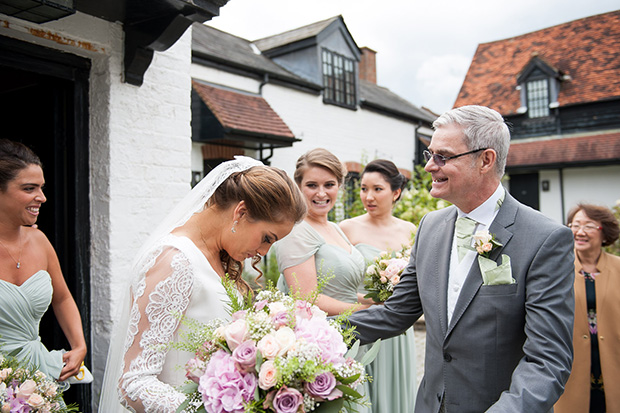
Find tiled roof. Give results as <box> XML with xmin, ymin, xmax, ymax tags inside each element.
<box><xmin>253</xmin><ymin>16</ymin><xmax>340</xmax><ymax>53</ymax></box>
<box><xmin>192</xmin><ymin>80</ymin><xmax>295</xmax><ymax>139</ymax></box>
<box><xmin>455</xmin><ymin>10</ymin><xmax>620</xmax><ymax>115</ymax></box>
<box><xmin>192</xmin><ymin>23</ymin><xmax>319</xmax><ymax>89</ymax></box>
<box><xmin>507</xmin><ymin>131</ymin><xmax>620</xmax><ymax>168</ymax></box>
<box><xmin>359</xmin><ymin>79</ymin><xmax>437</xmax><ymax>123</ymax></box>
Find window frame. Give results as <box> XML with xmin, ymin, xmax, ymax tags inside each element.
<box><xmin>322</xmin><ymin>48</ymin><xmax>357</xmax><ymax>109</ymax></box>
<box><xmin>526</xmin><ymin>78</ymin><xmax>551</xmax><ymax>118</ymax></box>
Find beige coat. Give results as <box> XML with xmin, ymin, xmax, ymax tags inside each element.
<box><xmin>555</xmin><ymin>251</ymin><xmax>620</xmax><ymax>412</ymax></box>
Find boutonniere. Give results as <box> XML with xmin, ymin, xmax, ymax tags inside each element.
<box><xmin>472</xmin><ymin>230</ymin><xmax>502</xmax><ymax>258</ymax></box>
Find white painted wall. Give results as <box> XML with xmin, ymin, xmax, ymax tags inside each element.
<box><xmin>1</xmin><ymin>13</ymin><xmax>194</xmax><ymax>405</ymax></box>
<box><xmin>537</xmin><ymin>165</ymin><xmax>620</xmax><ymax>223</ymax></box>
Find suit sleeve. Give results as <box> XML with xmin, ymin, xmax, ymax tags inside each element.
<box><xmin>346</xmin><ymin>216</ymin><xmax>426</xmax><ymax>345</ymax></box>
<box><xmin>488</xmin><ymin>225</ymin><xmax>575</xmax><ymax>412</ymax></box>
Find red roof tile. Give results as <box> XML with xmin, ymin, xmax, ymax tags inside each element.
<box><xmin>455</xmin><ymin>10</ymin><xmax>620</xmax><ymax>115</ymax></box>
<box><xmin>192</xmin><ymin>80</ymin><xmax>295</xmax><ymax>138</ymax></box>
<box><xmin>507</xmin><ymin>131</ymin><xmax>620</xmax><ymax>167</ymax></box>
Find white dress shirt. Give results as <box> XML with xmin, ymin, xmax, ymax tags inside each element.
<box><xmin>447</xmin><ymin>183</ymin><xmax>505</xmax><ymax>324</ymax></box>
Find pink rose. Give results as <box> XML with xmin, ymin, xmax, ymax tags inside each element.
<box><xmin>232</xmin><ymin>310</ymin><xmax>247</xmax><ymax>321</ymax></box>
<box><xmin>273</xmin><ymin>386</ymin><xmax>303</xmax><ymax>413</ymax></box>
<box><xmin>17</xmin><ymin>379</ymin><xmax>37</xmax><ymax>399</ymax></box>
<box><xmin>257</xmin><ymin>333</ymin><xmax>280</xmax><ymax>359</ymax></box>
<box><xmin>232</xmin><ymin>340</ymin><xmax>257</xmax><ymax>373</ymax></box>
<box><xmin>294</xmin><ymin>300</ymin><xmax>313</xmax><ymax>320</ymax></box>
<box><xmin>224</xmin><ymin>319</ymin><xmax>248</xmax><ymax>350</ymax></box>
<box><xmin>482</xmin><ymin>242</ymin><xmax>493</xmax><ymax>252</ymax></box>
<box><xmin>254</xmin><ymin>299</ymin><xmax>268</xmax><ymax>311</ymax></box>
<box><xmin>268</xmin><ymin>301</ymin><xmax>287</xmax><ymax>316</ymax></box>
<box><xmin>258</xmin><ymin>360</ymin><xmax>278</xmax><ymax>390</ymax></box>
<box><xmin>0</xmin><ymin>368</ymin><xmax>12</xmax><ymax>381</ymax></box>
<box><xmin>27</xmin><ymin>393</ymin><xmax>46</xmax><ymax>408</ymax></box>
<box><xmin>185</xmin><ymin>357</ymin><xmax>207</xmax><ymax>383</ymax></box>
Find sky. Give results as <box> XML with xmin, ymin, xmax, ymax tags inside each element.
<box><xmin>207</xmin><ymin>0</ymin><xmax>619</xmax><ymax>115</ymax></box>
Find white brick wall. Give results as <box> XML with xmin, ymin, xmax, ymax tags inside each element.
<box><xmin>1</xmin><ymin>13</ymin><xmax>195</xmax><ymax>403</ymax></box>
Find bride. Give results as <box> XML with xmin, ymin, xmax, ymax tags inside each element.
<box><xmin>99</xmin><ymin>157</ymin><xmax>306</xmax><ymax>412</ymax></box>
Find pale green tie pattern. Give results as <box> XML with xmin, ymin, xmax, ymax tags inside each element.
<box><xmin>455</xmin><ymin>216</ymin><xmax>477</xmax><ymax>262</ymax></box>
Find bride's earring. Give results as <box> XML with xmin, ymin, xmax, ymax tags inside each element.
<box><xmin>231</xmin><ymin>220</ymin><xmax>238</xmax><ymax>233</ymax></box>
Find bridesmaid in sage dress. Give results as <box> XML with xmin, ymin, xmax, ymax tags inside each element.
<box><xmin>0</xmin><ymin>139</ymin><xmax>86</xmax><ymax>382</ymax></box>
<box><xmin>273</xmin><ymin>148</ymin><xmax>372</xmax><ymax>412</ymax></box>
<box><xmin>340</xmin><ymin>159</ymin><xmax>418</xmax><ymax>413</ymax></box>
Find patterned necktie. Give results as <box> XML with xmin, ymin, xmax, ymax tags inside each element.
<box><xmin>455</xmin><ymin>216</ymin><xmax>476</xmax><ymax>262</ymax></box>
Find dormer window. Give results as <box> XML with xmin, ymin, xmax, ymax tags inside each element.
<box><xmin>526</xmin><ymin>79</ymin><xmax>550</xmax><ymax>118</ymax></box>
<box><xmin>322</xmin><ymin>48</ymin><xmax>356</xmax><ymax>109</ymax></box>
<box><xmin>517</xmin><ymin>55</ymin><xmax>562</xmax><ymax>119</ymax></box>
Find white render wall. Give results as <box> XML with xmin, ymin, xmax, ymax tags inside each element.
<box><xmin>1</xmin><ymin>13</ymin><xmax>194</xmax><ymax>404</ymax></box>
<box><xmin>538</xmin><ymin>165</ymin><xmax>620</xmax><ymax>223</ymax></box>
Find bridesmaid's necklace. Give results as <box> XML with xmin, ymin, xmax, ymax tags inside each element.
<box><xmin>0</xmin><ymin>232</ymin><xmax>23</xmax><ymax>269</ymax></box>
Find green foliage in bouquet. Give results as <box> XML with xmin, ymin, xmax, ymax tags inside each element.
<box><xmin>172</xmin><ymin>276</ymin><xmax>380</xmax><ymax>413</ymax></box>
<box><xmin>0</xmin><ymin>351</ymin><xmax>80</xmax><ymax>412</ymax></box>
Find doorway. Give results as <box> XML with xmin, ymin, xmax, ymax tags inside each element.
<box><xmin>0</xmin><ymin>36</ymin><xmax>92</xmax><ymax>411</ymax></box>
<box><xmin>509</xmin><ymin>172</ymin><xmax>540</xmax><ymax>210</ymax></box>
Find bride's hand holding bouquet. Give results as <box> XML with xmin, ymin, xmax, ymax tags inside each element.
<box><xmin>175</xmin><ymin>282</ymin><xmax>379</xmax><ymax>413</ymax></box>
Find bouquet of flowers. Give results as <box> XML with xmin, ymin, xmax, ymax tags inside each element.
<box><xmin>175</xmin><ymin>286</ymin><xmax>379</xmax><ymax>413</ymax></box>
<box><xmin>0</xmin><ymin>352</ymin><xmax>78</xmax><ymax>413</ymax></box>
<box><xmin>363</xmin><ymin>245</ymin><xmax>411</xmax><ymax>303</ymax></box>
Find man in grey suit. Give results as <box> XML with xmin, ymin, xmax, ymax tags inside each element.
<box><xmin>348</xmin><ymin>105</ymin><xmax>574</xmax><ymax>412</ymax></box>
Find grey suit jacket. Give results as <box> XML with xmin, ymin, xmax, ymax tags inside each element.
<box><xmin>348</xmin><ymin>193</ymin><xmax>575</xmax><ymax>413</ymax></box>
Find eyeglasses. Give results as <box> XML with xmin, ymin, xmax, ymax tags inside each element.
<box><xmin>568</xmin><ymin>223</ymin><xmax>602</xmax><ymax>233</ymax></box>
<box><xmin>423</xmin><ymin>148</ymin><xmax>488</xmax><ymax>167</ymax></box>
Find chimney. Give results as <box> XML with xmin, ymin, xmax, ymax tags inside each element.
<box><xmin>359</xmin><ymin>47</ymin><xmax>377</xmax><ymax>84</ymax></box>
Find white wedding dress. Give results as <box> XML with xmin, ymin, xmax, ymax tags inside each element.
<box><xmin>99</xmin><ymin>156</ymin><xmax>262</xmax><ymax>413</ymax></box>
<box><xmin>117</xmin><ymin>234</ymin><xmax>231</xmax><ymax>412</ymax></box>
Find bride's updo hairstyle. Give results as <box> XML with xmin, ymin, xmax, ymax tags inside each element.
<box><xmin>294</xmin><ymin>148</ymin><xmax>346</xmax><ymax>187</ymax></box>
<box><xmin>208</xmin><ymin>165</ymin><xmax>307</xmax><ymax>291</ymax></box>
<box><xmin>0</xmin><ymin>139</ymin><xmax>42</xmax><ymax>191</ymax></box>
<box><xmin>362</xmin><ymin>159</ymin><xmax>408</xmax><ymax>202</ymax></box>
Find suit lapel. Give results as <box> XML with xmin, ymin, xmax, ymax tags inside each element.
<box><xmin>436</xmin><ymin>208</ymin><xmax>457</xmax><ymax>338</ymax></box>
<box><xmin>446</xmin><ymin>194</ymin><xmax>517</xmax><ymax>337</ymax></box>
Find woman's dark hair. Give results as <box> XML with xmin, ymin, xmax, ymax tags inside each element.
<box><xmin>208</xmin><ymin>165</ymin><xmax>307</xmax><ymax>293</ymax></box>
<box><xmin>361</xmin><ymin>159</ymin><xmax>408</xmax><ymax>201</ymax></box>
<box><xmin>567</xmin><ymin>203</ymin><xmax>620</xmax><ymax>247</ymax></box>
<box><xmin>0</xmin><ymin>139</ymin><xmax>42</xmax><ymax>191</ymax></box>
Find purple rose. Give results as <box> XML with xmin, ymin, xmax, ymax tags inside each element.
<box><xmin>199</xmin><ymin>350</ymin><xmax>257</xmax><ymax>413</ymax></box>
<box><xmin>273</xmin><ymin>386</ymin><xmax>303</xmax><ymax>413</ymax></box>
<box><xmin>305</xmin><ymin>371</ymin><xmax>342</xmax><ymax>401</ymax></box>
<box><xmin>272</xmin><ymin>311</ymin><xmax>290</xmax><ymax>328</ymax></box>
<box><xmin>232</xmin><ymin>340</ymin><xmax>257</xmax><ymax>373</ymax></box>
<box><xmin>296</xmin><ymin>318</ymin><xmax>347</xmax><ymax>364</ymax></box>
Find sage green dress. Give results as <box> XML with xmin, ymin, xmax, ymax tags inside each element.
<box><xmin>0</xmin><ymin>270</ymin><xmax>64</xmax><ymax>378</ymax></box>
<box><xmin>273</xmin><ymin>220</ymin><xmax>371</xmax><ymax>413</ymax></box>
<box><xmin>356</xmin><ymin>243</ymin><xmax>418</xmax><ymax>413</ymax></box>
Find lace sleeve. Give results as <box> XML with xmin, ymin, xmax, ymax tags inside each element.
<box><xmin>119</xmin><ymin>245</ymin><xmax>194</xmax><ymax>413</ymax></box>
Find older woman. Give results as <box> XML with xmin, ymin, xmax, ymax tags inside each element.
<box><xmin>555</xmin><ymin>203</ymin><xmax>620</xmax><ymax>413</ymax></box>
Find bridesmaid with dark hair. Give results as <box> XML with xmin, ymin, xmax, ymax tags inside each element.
<box><xmin>0</xmin><ymin>139</ymin><xmax>87</xmax><ymax>382</ymax></box>
<box><xmin>340</xmin><ymin>159</ymin><xmax>418</xmax><ymax>413</ymax></box>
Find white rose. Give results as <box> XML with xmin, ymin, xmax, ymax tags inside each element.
<box><xmin>268</xmin><ymin>301</ymin><xmax>287</xmax><ymax>316</ymax></box>
<box><xmin>274</xmin><ymin>327</ymin><xmax>296</xmax><ymax>356</ymax></box>
<box><xmin>223</xmin><ymin>319</ymin><xmax>248</xmax><ymax>350</ymax></box>
<box><xmin>473</xmin><ymin>230</ymin><xmax>492</xmax><ymax>244</ymax></box>
<box><xmin>310</xmin><ymin>305</ymin><xmax>327</xmax><ymax>320</ymax></box>
<box><xmin>27</xmin><ymin>393</ymin><xmax>46</xmax><ymax>408</ymax></box>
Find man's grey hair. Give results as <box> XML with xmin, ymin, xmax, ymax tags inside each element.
<box><xmin>432</xmin><ymin>105</ymin><xmax>510</xmax><ymax>177</ymax></box>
